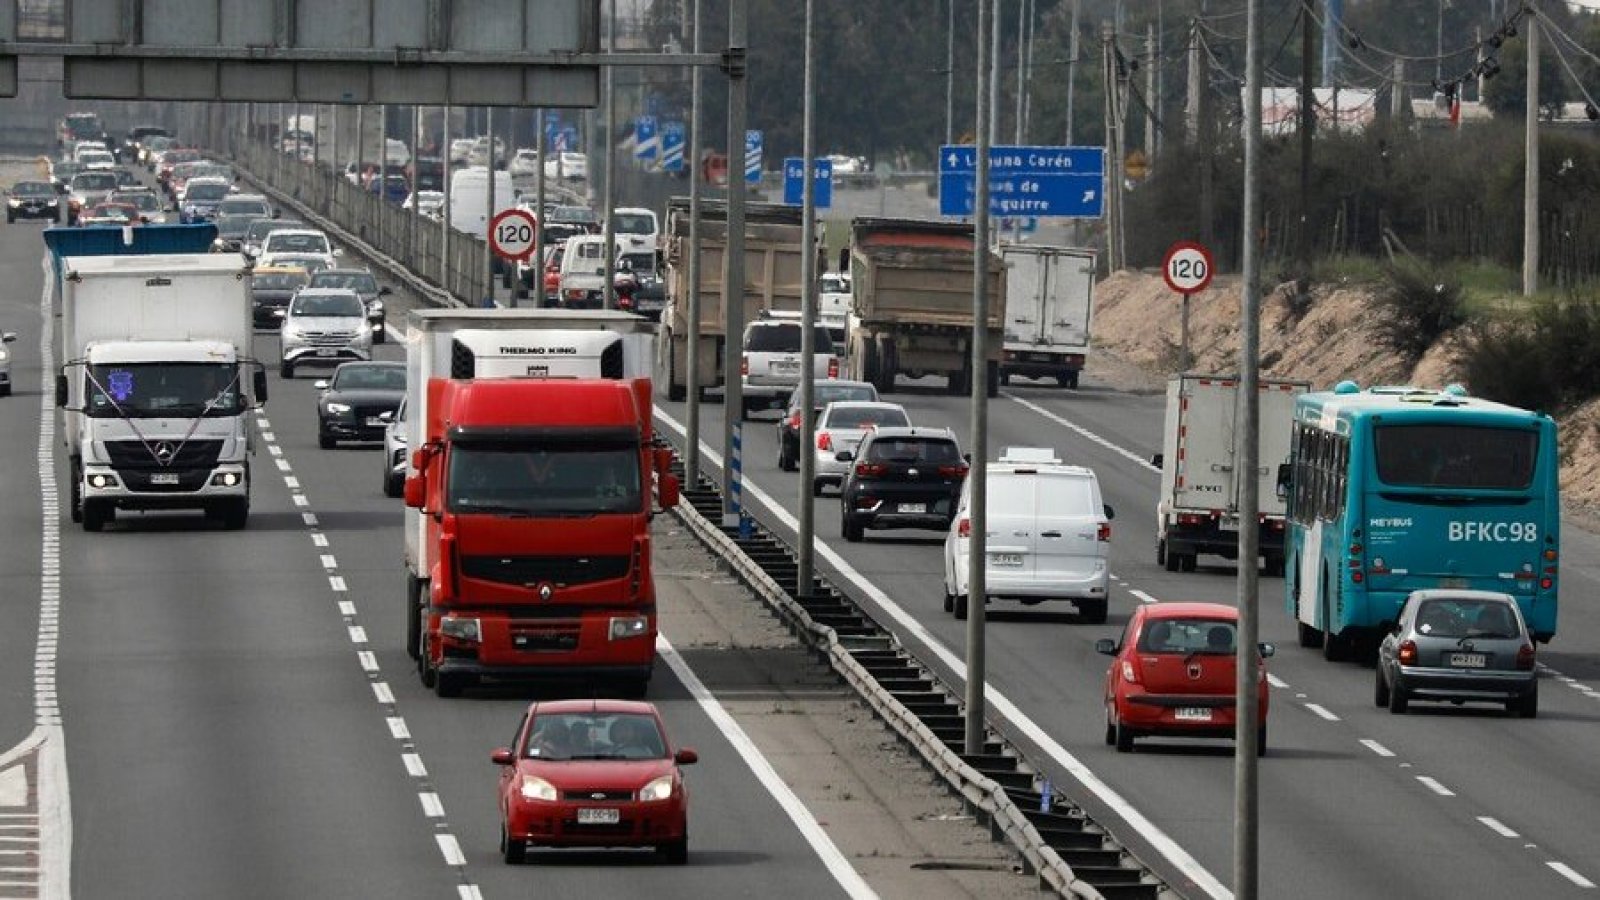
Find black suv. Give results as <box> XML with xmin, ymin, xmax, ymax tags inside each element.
<box><xmin>836</xmin><ymin>427</ymin><xmax>968</xmax><ymax>542</ymax></box>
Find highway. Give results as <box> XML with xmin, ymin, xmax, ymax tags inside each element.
<box><xmin>657</xmin><ymin>373</ymin><xmax>1600</xmax><ymax>898</ymax></box>
<box><xmin>0</xmin><ymin>214</ymin><xmax>867</xmax><ymax>898</ymax></box>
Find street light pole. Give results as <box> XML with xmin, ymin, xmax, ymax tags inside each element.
<box><xmin>602</xmin><ymin>0</ymin><xmax>618</xmax><ymax>311</ymax></box>
<box><xmin>965</xmin><ymin>0</ymin><xmax>994</xmax><ymax>760</ymax></box>
<box><xmin>721</xmin><ymin>0</ymin><xmax>749</xmax><ymax>529</ymax></box>
<box><xmin>684</xmin><ymin>0</ymin><xmax>705</xmax><ymax>486</ymax></box>
<box><xmin>797</xmin><ymin>0</ymin><xmax>818</xmax><ymax>600</ymax></box>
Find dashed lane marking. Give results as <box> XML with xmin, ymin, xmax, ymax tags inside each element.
<box><xmin>1416</xmin><ymin>776</ymin><xmax>1455</xmax><ymax>797</ymax></box>
<box><xmin>1478</xmin><ymin>817</ymin><xmax>1519</xmax><ymax>838</ymax></box>
<box><xmin>1359</xmin><ymin>739</ymin><xmax>1395</xmax><ymax>758</ymax></box>
<box><xmin>1303</xmin><ymin>703</ymin><xmax>1339</xmax><ymax>722</ymax></box>
<box><xmin>1548</xmin><ymin>862</ymin><xmax>1597</xmax><ymax>889</ymax></box>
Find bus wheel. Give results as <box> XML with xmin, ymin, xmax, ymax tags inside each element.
<box><xmin>1297</xmin><ymin>621</ymin><xmax>1323</xmax><ymax>649</ymax></box>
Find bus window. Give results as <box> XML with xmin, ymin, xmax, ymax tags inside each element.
<box><xmin>1374</xmin><ymin>425</ymin><xmax>1536</xmax><ymax>490</ymax></box>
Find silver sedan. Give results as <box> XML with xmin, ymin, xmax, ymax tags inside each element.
<box><xmin>810</xmin><ymin>401</ymin><xmax>910</xmax><ymax>496</ymax></box>
<box><xmin>1375</xmin><ymin>589</ymin><xmax>1538</xmax><ymax>717</ymax></box>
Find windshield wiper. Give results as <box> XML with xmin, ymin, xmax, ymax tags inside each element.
<box><xmin>454</xmin><ymin>504</ymin><xmax>536</xmax><ymax>517</ymax></box>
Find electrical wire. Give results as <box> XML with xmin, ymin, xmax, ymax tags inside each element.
<box><xmin>1542</xmin><ymin>19</ymin><xmax>1600</xmax><ymax>117</ymax></box>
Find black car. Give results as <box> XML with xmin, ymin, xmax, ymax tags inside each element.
<box><xmin>7</xmin><ymin>181</ymin><xmax>61</xmax><ymax>223</ymax></box>
<box><xmin>120</xmin><ymin>125</ymin><xmax>170</xmax><ymax>163</ymax></box>
<box><xmin>307</xmin><ymin>269</ymin><xmax>391</xmax><ymax>341</ymax></box>
<box><xmin>250</xmin><ymin>267</ymin><xmax>311</xmax><ymax>328</ymax></box>
<box><xmin>775</xmin><ymin>379</ymin><xmax>879</xmax><ymax>471</ymax></box>
<box><xmin>315</xmin><ymin>361</ymin><xmax>407</xmax><ymax>448</ymax></box>
<box><xmin>835</xmin><ymin>427</ymin><xmax>968</xmax><ymax>542</ymax></box>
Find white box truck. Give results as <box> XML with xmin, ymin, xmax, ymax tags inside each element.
<box><xmin>1153</xmin><ymin>373</ymin><xmax>1310</xmax><ymax>575</ymax></box>
<box><xmin>998</xmin><ymin>244</ymin><xmax>1096</xmax><ymax>389</ymax></box>
<box><xmin>55</xmin><ymin>252</ymin><xmax>268</xmax><ymax>531</ymax></box>
<box><xmin>448</xmin><ymin>166</ymin><xmax>516</xmax><ymax>240</ymax></box>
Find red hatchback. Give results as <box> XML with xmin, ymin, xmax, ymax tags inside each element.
<box><xmin>1096</xmin><ymin>602</ymin><xmax>1273</xmax><ymax>754</ymax></box>
<box><xmin>491</xmin><ymin>699</ymin><xmax>697</xmax><ymax>864</ymax></box>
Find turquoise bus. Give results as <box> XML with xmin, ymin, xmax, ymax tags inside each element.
<box><xmin>1282</xmin><ymin>382</ymin><xmax>1560</xmax><ymax>660</ymax></box>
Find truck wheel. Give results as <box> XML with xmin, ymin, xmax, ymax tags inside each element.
<box><xmin>1156</xmin><ymin>538</ymin><xmax>1168</xmax><ymax>568</ymax></box>
<box><xmin>664</xmin><ymin>340</ymin><xmax>687</xmax><ymax>402</ymax></box>
<box><xmin>1179</xmin><ymin>553</ymin><xmax>1197</xmax><ymax>573</ymax></box>
<box><xmin>953</xmin><ymin>594</ymin><xmax>968</xmax><ymax>620</ymax></box>
<box><xmin>876</xmin><ymin>338</ymin><xmax>897</xmax><ymax>394</ymax></box>
<box><xmin>1057</xmin><ymin>372</ymin><xmax>1079</xmax><ymax>389</ymax></box>
<box><xmin>858</xmin><ymin>339</ymin><xmax>878</xmax><ymax>386</ymax></box>
<box><xmin>220</xmin><ymin>499</ymin><xmax>249</xmax><ymax>530</ymax></box>
<box><xmin>319</xmin><ymin>431</ymin><xmax>336</xmax><ymax>449</ymax></box>
<box><xmin>280</xmin><ymin>362</ymin><xmax>293</xmax><ymax>379</ymax></box>
<box><xmin>405</xmin><ymin>577</ymin><xmax>424</xmax><ymax>661</ymax></box>
<box><xmin>82</xmin><ymin>500</ymin><xmax>109</xmax><ymax>533</ymax></box>
<box><xmin>1263</xmin><ymin>554</ymin><xmax>1286</xmax><ymax>577</ymax></box>
<box><xmin>986</xmin><ymin>361</ymin><xmax>1000</xmax><ymax>398</ymax></box>
<box><xmin>1078</xmin><ymin>598</ymin><xmax>1108</xmax><ymax>625</ymax></box>
<box><xmin>947</xmin><ymin>362</ymin><xmax>967</xmax><ymax>395</ymax></box>
<box><xmin>999</xmin><ymin>370</ymin><xmax>1011</xmax><ymax>386</ymax></box>
<box><xmin>841</xmin><ymin>514</ymin><xmax>864</xmax><ymax>543</ymax></box>
<box><xmin>617</xmin><ymin>676</ymin><xmax>650</xmax><ymax>699</ymax></box>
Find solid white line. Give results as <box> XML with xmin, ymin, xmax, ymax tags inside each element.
<box><xmin>1415</xmin><ymin>776</ymin><xmax>1455</xmax><ymax>797</ymax></box>
<box><xmin>656</xmin><ymin>406</ymin><xmax>1228</xmax><ymax>900</ymax></box>
<box><xmin>657</xmin><ymin>635</ymin><xmax>877</xmax><ymax>900</ymax></box>
<box><xmin>1129</xmin><ymin>589</ymin><xmax>1160</xmax><ymax>605</ymax></box>
<box><xmin>1477</xmin><ymin>816</ymin><xmax>1519</xmax><ymax>838</ymax></box>
<box><xmin>434</xmin><ymin>833</ymin><xmax>465</xmax><ymax>867</ymax></box>
<box><xmin>1266</xmin><ymin>674</ymin><xmax>1289</xmax><ymax>689</ymax></box>
<box><xmin>1359</xmin><ymin>739</ymin><xmax>1395</xmax><ymax>758</ymax></box>
<box><xmin>1003</xmin><ymin>392</ymin><xmax>1162</xmax><ymax>473</ymax></box>
<box><xmin>1548</xmin><ymin>861</ymin><xmax>1598</xmax><ymax>889</ymax></box>
<box><xmin>1303</xmin><ymin>703</ymin><xmax>1340</xmax><ymax>722</ymax></box>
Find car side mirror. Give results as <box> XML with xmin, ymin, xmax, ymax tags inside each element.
<box><xmin>378</xmin><ymin>411</ymin><xmax>394</xmax><ymax>423</ymax></box>
<box><xmin>1151</xmin><ymin>452</ymin><xmax>1164</xmax><ymax>470</ymax></box>
<box><xmin>1094</xmin><ymin>638</ymin><xmax>1118</xmax><ymax>655</ymax></box>
<box><xmin>674</xmin><ymin>748</ymin><xmax>698</xmax><ymax>765</ymax></box>
<box><xmin>963</xmin><ymin>452</ymin><xmax>972</xmax><ymax>463</ymax></box>
<box><xmin>313</xmin><ymin>379</ymin><xmax>329</xmax><ymax>390</ymax></box>
<box><xmin>378</xmin><ymin>286</ymin><xmax>392</xmax><ymax>296</ymax></box>
<box><xmin>1103</xmin><ymin>504</ymin><xmax>1116</xmax><ymax>521</ymax></box>
<box><xmin>834</xmin><ymin>450</ymin><xmax>855</xmax><ymax>463</ymax></box>
<box><xmin>490</xmin><ymin>748</ymin><xmax>514</xmax><ymax>766</ymax></box>
<box><xmin>55</xmin><ymin>373</ymin><xmax>68</xmax><ymax>408</ymax></box>
<box><xmin>253</xmin><ymin>369</ymin><xmax>269</xmax><ymax>405</ymax></box>
<box><xmin>403</xmin><ymin>475</ymin><xmax>427</xmax><ymax>509</ymax></box>
<box><xmin>1258</xmin><ymin>642</ymin><xmax>1275</xmax><ymax>658</ymax></box>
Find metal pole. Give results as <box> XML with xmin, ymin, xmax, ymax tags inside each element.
<box><xmin>442</xmin><ymin>104</ymin><xmax>452</xmax><ymax>292</ymax></box>
<box><xmin>988</xmin><ymin>0</ymin><xmax>1001</xmax><ymax>150</ymax></box>
<box><xmin>1523</xmin><ymin>13</ymin><xmax>1539</xmax><ymax>297</ymax></box>
<box><xmin>721</xmin><ymin>0</ymin><xmax>749</xmax><ymax>528</ymax></box>
<box><xmin>410</xmin><ymin>105</ymin><xmax>421</xmax><ymax>267</ymax></box>
<box><xmin>685</xmin><ymin>0</ymin><xmax>704</xmax><ymax>485</ymax></box>
<box><xmin>380</xmin><ymin>103</ymin><xmax>390</xmax><ymax>245</ymax></box>
<box><xmin>1014</xmin><ymin>0</ymin><xmax>1029</xmax><ymax>242</ymax></box>
<box><xmin>1299</xmin><ymin>0</ymin><xmax>1314</xmax><ymax>294</ymax></box>
<box><xmin>1186</xmin><ymin>18</ymin><xmax>1200</xmax><ymax>144</ymax></box>
<box><xmin>603</xmin><ymin>0</ymin><xmax>618</xmax><ymax>310</ymax></box>
<box><xmin>1180</xmin><ymin>293</ymin><xmax>1190</xmax><ymax>371</ymax></box>
<box><xmin>1234</xmin><ymin>0</ymin><xmax>1263</xmax><ymax>896</ymax></box>
<box><xmin>946</xmin><ymin>0</ymin><xmax>955</xmax><ymax>146</ymax></box>
<box><xmin>965</xmin><ymin>0</ymin><xmax>993</xmax><ymax>760</ymax></box>
<box><xmin>1066</xmin><ymin>0</ymin><xmax>1079</xmax><ymax>145</ymax></box>
<box><xmin>535</xmin><ymin>108</ymin><xmax>547</xmax><ymax>304</ymax></box>
<box><xmin>1435</xmin><ymin>0</ymin><xmax>1444</xmax><ymax>84</ymax></box>
<box><xmin>486</xmin><ymin>107</ymin><xmax>498</xmax><ymax>307</ymax></box>
<box><xmin>797</xmin><ymin>0</ymin><xmax>818</xmax><ymax>600</ymax></box>
<box><xmin>1144</xmin><ymin>24</ymin><xmax>1156</xmax><ymax>156</ymax></box>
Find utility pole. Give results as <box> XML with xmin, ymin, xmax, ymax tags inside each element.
<box><xmin>410</xmin><ymin>105</ymin><xmax>421</xmax><ymax>266</ymax></box>
<box><xmin>721</xmin><ymin>0</ymin><xmax>749</xmax><ymax>529</ymax></box>
<box><xmin>534</xmin><ymin>108</ymin><xmax>546</xmax><ymax>294</ymax></box>
<box><xmin>684</xmin><ymin>0</ymin><xmax>704</xmax><ymax>486</ymax></box>
<box><xmin>1186</xmin><ymin>19</ymin><xmax>1201</xmax><ymax>144</ymax></box>
<box><xmin>1198</xmin><ymin>27</ymin><xmax>1216</xmax><ymax>249</ymax></box>
<box><xmin>485</xmin><ymin>107</ymin><xmax>497</xmax><ymax>307</ymax></box>
<box><xmin>1524</xmin><ymin>12</ymin><xmax>1539</xmax><ymax>297</ymax></box>
<box><xmin>602</xmin><ymin>0</ymin><xmax>618</xmax><ymax>310</ymax></box>
<box><xmin>1234</xmin><ymin>0</ymin><xmax>1263</xmax><ymax>894</ymax></box>
<box><xmin>1391</xmin><ymin>59</ymin><xmax>1405</xmax><ymax>119</ymax></box>
<box><xmin>1145</xmin><ymin>23</ymin><xmax>1156</xmax><ymax>156</ymax></box>
<box><xmin>441</xmin><ymin>104</ymin><xmax>452</xmax><ymax>294</ymax></box>
<box><xmin>1015</xmin><ymin>1</ymin><xmax>1028</xmax><ymax>146</ymax></box>
<box><xmin>988</xmin><ymin>0</ymin><xmax>1001</xmax><ymax>151</ymax></box>
<box><xmin>1103</xmin><ymin>23</ymin><xmax>1126</xmax><ymax>271</ymax></box>
<box><xmin>1066</xmin><ymin>0</ymin><xmax>1080</xmax><ymax>145</ymax></box>
<box><xmin>946</xmin><ymin>0</ymin><xmax>955</xmax><ymax>146</ymax></box>
<box><xmin>965</xmin><ymin>0</ymin><xmax>993</xmax><ymax>761</ymax></box>
<box><xmin>1298</xmin><ymin>0</ymin><xmax>1314</xmax><ymax>295</ymax></box>
<box><xmin>798</xmin><ymin>0</ymin><xmax>818</xmax><ymax>600</ymax></box>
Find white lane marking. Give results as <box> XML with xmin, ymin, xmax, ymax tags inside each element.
<box><xmin>348</xmin><ymin>626</ymin><xmax>368</xmax><ymax>644</ymax></box>
<box><xmin>372</xmin><ymin>682</ymin><xmax>395</xmax><ymax>704</ymax></box>
<box><xmin>1416</xmin><ymin>776</ymin><xmax>1455</xmax><ymax>797</ymax></box>
<box><xmin>657</xmin><ymin>635</ymin><xmax>877</xmax><ymax>899</ymax></box>
<box><xmin>1266</xmin><ymin>674</ymin><xmax>1289</xmax><ymax>689</ymax></box>
<box><xmin>358</xmin><ymin>651</ymin><xmax>378</xmax><ymax>672</ymax></box>
<box><xmin>302</xmin><ymin>512</ymin><xmax>318</xmax><ymax>526</ymax></box>
<box><xmin>256</xmin><ymin>415</ymin><xmax>272</xmax><ymax>428</ymax></box>
<box><xmin>338</xmin><ymin>601</ymin><xmax>357</xmax><ymax>617</ymax></box>
<box><xmin>329</xmin><ymin>576</ymin><xmax>348</xmax><ymax>592</ymax></box>
<box><xmin>1548</xmin><ymin>862</ymin><xmax>1598</xmax><ymax>889</ymax></box>
<box><xmin>320</xmin><ymin>554</ymin><xmax>337</xmax><ymax>569</ymax></box>
<box><xmin>274</xmin><ymin>458</ymin><xmax>291</xmax><ymax>472</ymax></box>
<box><xmin>458</xmin><ymin>884</ymin><xmax>485</xmax><ymax>900</ymax></box>
<box><xmin>312</xmin><ymin>533</ymin><xmax>329</xmax><ymax>548</ymax></box>
<box><xmin>655</xmin><ymin>406</ymin><xmax>1227</xmax><ymax>899</ymax></box>
<box><xmin>1004</xmin><ymin>392</ymin><xmax>1161</xmax><ymax>473</ymax></box>
<box><xmin>1478</xmin><ymin>816</ymin><xmax>1519</xmax><ymax>838</ymax></box>
<box><xmin>284</xmin><ymin>475</ymin><xmax>300</xmax><ymax>489</ymax></box>
<box><xmin>291</xmin><ymin>493</ymin><xmax>309</xmax><ymax>507</ymax></box>
<box><xmin>1303</xmin><ymin>703</ymin><xmax>1340</xmax><ymax>722</ymax></box>
<box><xmin>1129</xmin><ymin>589</ymin><xmax>1160</xmax><ymax>604</ymax></box>
<box><xmin>402</xmin><ymin>754</ymin><xmax>428</xmax><ymax>778</ymax></box>
<box><xmin>1359</xmin><ymin>739</ymin><xmax>1395</xmax><ymax>758</ymax></box>
<box><xmin>420</xmin><ymin>793</ymin><xmax>445</xmax><ymax>818</ymax></box>
<box><xmin>268</xmin><ymin>444</ymin><xmax>283</xmax><ymax>457</ymax></box>
<box><xmin>434</xmin><ymin>833</ymin><xmax>465</xmax><ymax>866</ymax></box>
<box><xmin>387</xmin><ymin>718</ymin><xmax>411</xmax><ymax>740</ymax></box>
<box><xmin>262</xmin><ymin>432</ymin><xmax>276</xmax><ymax>443</ymax></box>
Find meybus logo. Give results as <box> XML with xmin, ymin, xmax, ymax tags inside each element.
<box><xmin>1369</xmin><ymin>517</ymin><xmax>1413</xmax><ymax>528</ymax></box>
<box><xmin>1448</xmin><ymin>522</ymin><xmax>1539</xmax><ymax>542</ymax></box>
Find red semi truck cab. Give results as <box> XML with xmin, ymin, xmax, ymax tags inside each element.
<box><xmin>405</xmin><ymin>375</ymin><xmax>679</xmax><ymax>697</ymax></box>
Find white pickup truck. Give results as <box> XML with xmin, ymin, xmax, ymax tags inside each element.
<box><xmin>739</xmin><ymin>312</ymin><xmax>841</xmax><ymax>419</ymax></box>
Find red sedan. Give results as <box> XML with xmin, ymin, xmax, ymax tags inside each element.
<box><xmin>491</xmin><ymin>699</ymin><xmax>697</xmax><ymax>864</ymax></box>
<box><xmin>1096</xmin><ymin>601</ymin><xmax>1273</xmax><ymax>754</ymax></box>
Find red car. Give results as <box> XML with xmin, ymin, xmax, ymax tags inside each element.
<box><xmin>1096</xmin><ymin>602</ymin><xmax>1273</xmax><ymax>754</ymax></box>
<box><xmin>491</xmin><ymin>699</ymin><xmax>697</xmax><ymax>864</ymax></box>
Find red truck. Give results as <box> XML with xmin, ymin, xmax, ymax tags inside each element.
<box><xmin>402</xmin><ymin>311</ymin><xmax>678</xmax><ymax>697</ymax></box>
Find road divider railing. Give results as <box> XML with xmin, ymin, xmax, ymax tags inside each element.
<box><xmin>664</xmin><ymin>455</ymin><xmax>1170</xmax><ymax>900</ymax></box>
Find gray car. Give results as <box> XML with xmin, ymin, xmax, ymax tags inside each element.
<box><xmin>381</xmin><ymin>397</ymin><xmax>408</xmax><ymax>497</ymax></box>
<box><xmin>1375</xmin><ymin>589</ymin><xmax>1538</xmax><ymax>717</ymax></box>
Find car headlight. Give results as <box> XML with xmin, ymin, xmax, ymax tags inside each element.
<box><xmin>519</xmin><ymin>775</ymin><xmax>557</xmax><ymax>802</ymax></box>
<box><xmin>87</xmin><ymin>473</ymin><xmax>119</xmax><ymax>489</ymax></box>
<box><xmin>324</xmin><ymin>402</ymin><xmax>352</xmax><ymax>414</ymax></box>
<box><xmin>439</xmin><ymin>616</ymin><xmax>481</xmax><ymax>643</ymax></box>
<box><xmin>0</xmin><ymin>349</ymin><xmax>8</xmax><ymax>363</ymax></box>
<box><xmin>639</xmin><ymin>775</ymin><xmax>676</xmax><ymax>802</ymax></box>
<box><xmin>608</xmin><ymin>615</ymin><xmax>649</xmax><ymax>641</ymax></box>
<box><xmin>46</xmin><ymin>199</ymin><xmax>58</xmax><ymax>206</ymax></box>
<box><xmin>6</xmin><ymin>199</ymin><xmax>20</xmax><ymax>208</ymax></box>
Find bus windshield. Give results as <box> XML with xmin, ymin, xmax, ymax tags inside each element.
<box><xmin>1373</xmin><ymin>424</ymin><xmax>1537</xmax><ymax>490</ymax></box>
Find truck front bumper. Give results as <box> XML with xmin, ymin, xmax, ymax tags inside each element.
<box><xmin>85</xmin><ymin>462</ymin><xmax>248</xmax><ymax>509</ymax></box>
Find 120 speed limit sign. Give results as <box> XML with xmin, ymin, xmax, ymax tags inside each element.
<box><xmin>1162</xmin><ymin>241</ymin><xmax>1215</xmax><ymax>295</ymax></box>
<box><xmin>489</xmin><ymin>208</ymin><xmax>538</xmax><ymax>261</ymax></box>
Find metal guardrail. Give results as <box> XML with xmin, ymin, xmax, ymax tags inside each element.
<box><xmin>664</xmin><ymin>459</ymin><xmax>1170</xmax><ymax>900</ymax></box>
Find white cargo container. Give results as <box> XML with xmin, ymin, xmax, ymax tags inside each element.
<box><xmin>1154</xmin><ymin>373</ymin><xmax>1311</xmax><ymax>575</ymax></box>
<box><xmin>998</xmin><ymin>244</ymin><xmax>1096</xmax><ymax>389</ymax></box>
<box><xmin>448</xmin><ymin>166</ymin><xmax>516</xmax><ymax>240</ymax></box>
<box><xmin>56</xmin><ymin>253</ymin><xmax>267</xmax><ymax>531</ymax></box>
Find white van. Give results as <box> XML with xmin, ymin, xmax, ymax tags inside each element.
<box><xmin>448</xmin><ymin>166</ymin><xmax>516</xmax><ymax>239</ymax></box>
<box><xmin>557</xmin><ymin>234</ymin><xmax>620</xmax><ymax>309</ymax></box>
<box><xmin>610</xmin><ymin>206</ymin><xmax>659</xmax><ymax>253</ymax></box>
<box><xmin>942</xmin><ymin>447</ymin><xmax>1114</xmax><ymax>623</ymax></box>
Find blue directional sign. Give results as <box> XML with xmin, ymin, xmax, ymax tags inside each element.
<box><xmin>745</xmin><ymin>129</ymin><xmax>763</xmax><ymax>184</ymax></box>
<box><xmin>561</xmin><ymin>126</ymin><xmax>579</xmax><ymax>153</ymax></box>
<box><xmin>633</xmin><ymin>115</ymin><xmax>658</xmax><ymax>162</ymax></box>
<box><xmin>544</xmin><ymin>113</ymin><xmax>562</xmax><ymax>145</ymax></box>
<box><xmin>782</xmin><ymin>157</ymin><xmax>833</xmax><ymax>208</ymax></box>
<box><xmin>660</xmin><ymin>121</ymin><xmax>685</xmax><ymax>173</ymax></box>
<box><xmin>938</xmin><ymin>144</ymin><xmax>1105</xmax><ymax>218</ymax></box>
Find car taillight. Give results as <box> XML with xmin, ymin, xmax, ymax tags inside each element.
<box><xmin>564</xmin><ymin>288</ymin><xmax>584</xmax><ymax>300</ymax></box>
<box><xmin>817</xmin><ymin>431</ymin><xmax>832</xmax><ymax>451</ymax></box>
<box><xmin>1097</xmin><ymin>523</ymin><xmax>1111</xmax><ymax>542</ymax></box>
<box><xmin>1516</xmin><ymin>643</ymin><xmax>1536</xmax><ymax>670</ymax></box>
<box><xmin>827</xmin><ymin>357</ymin><xmax>839</xmax><ymax>378</ymax></box>
<box><xmin>937</xmin><ymin>464</ymin><xmax>969</xmax><ymax>478</ymax></box>
<box><xmin>1397</xmin><ymin>640</ymin><xmax>1417</xmax><ymax>665</ymax></box>
<box><xmin>741</xmin><ymin>354</ymin><xmax>749</xmax><ymax>376</ymax></box>
<box><xmin>1120</xmin><ymin>660</ymin><xmax>1139</xmax><ymax>684</ymax></box>
<box><xmin>855</xmin><ymin>463</ymin><xmax>886</xmax><ymax>477</ymax></box>
<box><xmin>957</xmin><ymin>517</ymin><xmax>970</xmax><ymax>538</ymax></box>
<box><xmin>787</xmin><ymin>411</ymin><xmax>801</xmax><ymax>430</ymax></box>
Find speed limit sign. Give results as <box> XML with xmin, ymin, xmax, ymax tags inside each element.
<box><xmin>1162</xmin><ymin>241</ymin><xmax>1215</xmax><ymax>295</ymax></box>
<box><xmin>489</xmin><ymin>208</ymin><xmax>538</xmax><ymax>262</ymax></box>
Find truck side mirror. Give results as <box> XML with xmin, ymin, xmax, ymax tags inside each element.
<box><xmin>403</xmin><ymin>475</ymin><xmax>427</xmax><ymax>509</ymax></box>
<box><xmin>1151</xmin><ymin>453</ymin><xmax>1164</xmax><ymax>470</ymax></box>
<box><xmin>54</xmin><ymin>373</ymin><xmax>67</xmax><ymax>408</ymax></box>
<box><xmin>1103</xmin><ymin>504</ymin><xmax>1115</xmax><ymax>521</ymax></box>
<box><xmin>253</xmin><ymin>368</ymin><xmax>269</xmax><ymax>405</ymax></box>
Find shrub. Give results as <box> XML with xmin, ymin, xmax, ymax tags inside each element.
<box><xmin>1371</xmin><ymin>261</ymin><xmax>1467</xmax><ymax>363</ymax></box>
<box><xmin>1458</xmin><ymin>292</ymin><xmax>1600</xmax><ymax>413</ymax></box>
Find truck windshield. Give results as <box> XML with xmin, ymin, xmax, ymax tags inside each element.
<box><xmin>446</xmin><ymin>445</ymin><xmax>640</xmax><ymax>515</ymax></box>
<box><xmin>1374</xmin><ymin>424</ymin><xmax>1537</xmax><ymax>490</ymax></box>
<box><xmin>85</xmin><ymin>363</ymin><xmax>242</xmax><ymax>418</ymax></box>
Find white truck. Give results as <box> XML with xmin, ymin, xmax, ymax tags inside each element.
<box><xmin>998</xmin><ymin>244</ymin><xmax>1096</xmax><ymax>389</ymax></box>
<box><xmin>55</xmin><ymin>253</ymin><xmax>268</xmax><ymax>531</ymax></box>
<box><xmin>1153</xmin><ymin>373</ymin><xmax>1311</xmax><ymax>575</ymax></box>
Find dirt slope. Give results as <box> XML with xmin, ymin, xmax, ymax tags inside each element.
<box><xmin>1090</xmin><ymin>271</ymin><xmax>1600</xmax><ymax>512</ymax></box>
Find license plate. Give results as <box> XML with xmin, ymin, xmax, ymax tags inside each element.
<box><xmin>1439</xmin><ymin>577</ymin><xmax>1469</xmax><ymax>589</ymax></box>
<box><xmin>577</xmin><ymin>808</ymin><xmax>620</xmax><ymax>825</ymax></box>
<box><xmin>150</xmin><ymin>472</ymin><xmax>179</xmax><ymax>485</ymax></box>
<box><xmin>1449</xmin><ymin>653</ymin><xmax>1486</xmax><ymax>668</ymax></box>
<box><xmin>992</xmin><ymin>553</ymin><xmax>1023</xmax><ymax>567</ymax></box>
<box><xmin>898</xmin><ymin>502</ymin><xmax>926</xmax><ymax>514</ymax></box>
<box><xmin>1174</xmin><ymin>707</ymin><xmax>1213</xmax><ymax>722</ymax></box>
<box><xmin>773</xmin><ymin>360</ymin><xmax>800</xmax><ymax>373</ymax></box>
<box><xmin>1217</xmin><ymin>518</ymin><xmax>1240</xmax><ymax>532</ymax></box>
<box><xmin>365</xmin><ymin>417</ymin><xmax>386</xmax><ymax>427</ymax></box>
<box><xmin>316</xmin><ymin>348</ymin><xmax>337</xmax><ymax>357</ymax></box>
